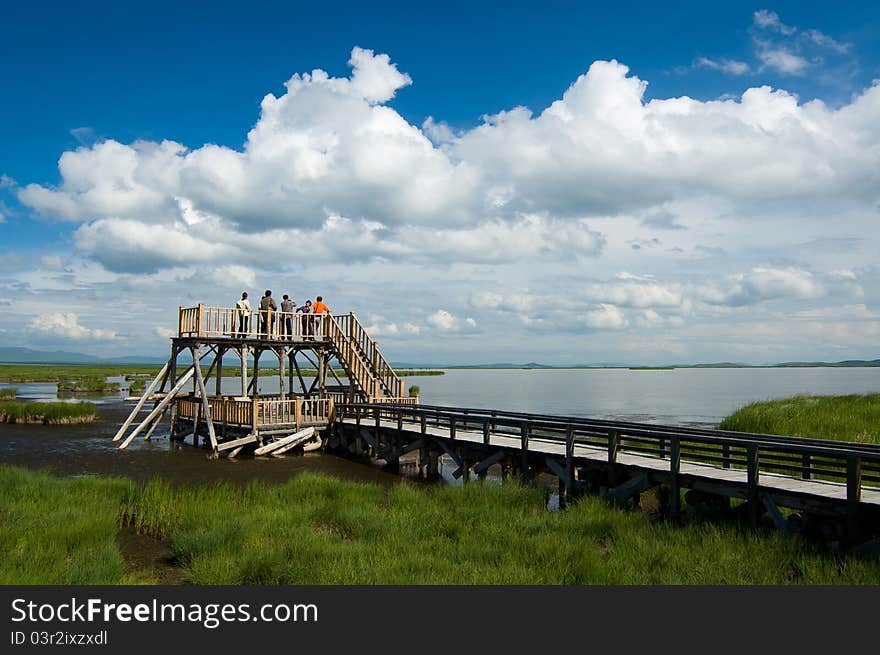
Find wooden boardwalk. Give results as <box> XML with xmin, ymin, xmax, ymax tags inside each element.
<box><xmin>333</xmin><ymin>403</ymin><xmax>880</xmax><ymax>544</ymax></box>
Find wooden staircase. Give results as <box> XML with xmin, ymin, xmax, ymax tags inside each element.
<box><xmin>324</xmin><ymin>313</ymin><xmax>404</xmax><ymax>400</ymax></box>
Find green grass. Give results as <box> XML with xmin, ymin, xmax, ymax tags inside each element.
<box><xmin>0</xmin><ymin>467</ymin><xmax>135</xmax><ymax>584</ymax></box>
<box><xmin>0</xmin><ymin>387</ymin><xmax>16</xmax><ymax>400</ymax></box>
<box><xmin>1</xmin><ymin>466</ymin><xmax>876</xmax><ymax>585</ymax></box>
<box><xmin>719</xmin><ymin>394</ymin><xmax>880</xmax><ymax>444</ymax></box>
<box><xmin>57</xmin><ymin>377</ymin><xmax>121</xmax><ymax>393</ymax></box>
<box><xmin>0</xmin><ymin>400</ymin><xmax>98</xmax><ymax>424</ymax></box>
<box><xmin>0</xmin><ymin>364</ymin><xmax>162</xmax><ymax>382</ymax></box>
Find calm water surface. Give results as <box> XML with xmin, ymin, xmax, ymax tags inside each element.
<box><xmin>3</xmin><ymin>367</ymin><xmax>878</xmax><ymax>485</ymax></box>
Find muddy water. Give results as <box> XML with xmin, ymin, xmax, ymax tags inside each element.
<box><xmin>0</xmin><ymin>402</ymin><xmax>410</xmax><ymax>488</ymax></box>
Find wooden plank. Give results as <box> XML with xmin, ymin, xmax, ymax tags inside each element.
<box><xmin>273</xmin><ymin>429</ymin><xmax>320</xmax><ymax>455</ymax></box>
<box><xmin>217</xmin><ymin>434</ymin><xmax>259</xmax><ymax>451</ymax></box>
<box><xmin>255</xmin><ymin>427</ymin><xmax>316</xmax><ymax>456</ymax></box>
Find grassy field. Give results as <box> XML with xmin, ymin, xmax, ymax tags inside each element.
<box><xmin>57</xmin><ymin>378</ymin><xmax>121</xmax><ymax>393</ymax></box>
<box><xmin>0</xmin><ymin>364</ymin><xmax>162</xmax><ymax>382</ymax></box>
<box><xmin>0</xmin><ymin>363</ymin><xmax>441</xmax><ymax>384</ymax></box>
<box><xmin>0</xmin><ymin>400</ymin><xmax>98</xmax><ymax>424</ymax></box>
<box><xmin>1</xmin><ymin>465</ymin><xmax>878</xmax><ymax>585</ymax></box>
<box><xmin>719</xmin><ymin>394</ymin><xmax>880</xmax><ymax>444</ymax></box>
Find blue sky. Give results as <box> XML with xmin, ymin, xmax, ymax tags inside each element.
<box><xmin>1</xmin><ymin>2</ymin><xmax>879</xmax><ymax>364</ymax></box>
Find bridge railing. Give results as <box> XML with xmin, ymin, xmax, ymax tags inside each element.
<box><xmin>338</xmin><ymin>403</ymin><xmax>880</xmax><ymax>498</ymax></box>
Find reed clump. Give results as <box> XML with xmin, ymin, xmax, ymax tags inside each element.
<box><xmin>0</xmin><ymin>400</ymin><xmax>98</xmax><ymax>424</ymax></box>
<box><xmin>719</xmin><ymin>394</ymin><xmax>880</xmax><ymax>444</ymax></box>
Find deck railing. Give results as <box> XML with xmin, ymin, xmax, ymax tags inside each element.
<box><xmin>255</xmin><ymin>397</ymin><xmax>334</xmax><ymax>427</ymax></box>
<box><xmin>177</xmin><ymin>395</ymin><xmax>334</xmax><ymax>429</ymax></box>
<box><xmin>178</xmin><ymin>304</ymin><xmax>322</xmax><ymax>340</ymax></box>
<box><xmin>177</xmin><ymin>305</ymin><xmax>405</xmax><ymax>400</ymax></box>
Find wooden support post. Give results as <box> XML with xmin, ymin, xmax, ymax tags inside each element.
<box><xmin>482</xmin><ymin>419</ymin><xmax>490</xmax><ymax>445</ymax></box>
<box><xmin>565</xmin><ymin>426</ymin><xmax>575</xmax><ymax>500</ymax></box>
<box><xmin>215</xmin><ymin>348</ymin><xmax>223</xmax><ymax>397</ymax></box>
<box><xmin>292</xmin><ymin>352</ymin><xmax>307</xmax><ymax>398</ymax></box>
<box><xmin>240</xmin><ymin>345</ymin><xmax>248</xmax><ymax>398</ymax></box>
<box><xmin>847</xmin><ymin>454</ymin><xmax>862</xmax><ymax>544</ymax></box>
<box><xmin>520</xmin><ymin>423</ymin><xmax>530</xmax><ymax>482</ymax></box>
<box><xmin>318</xmin><ymin>353</ymin><xmax>327</xmax><ymax>396</ymax></box>
<box><xmin>252</xmin><ymin>349</ymin><xmax>261</xmax><ymax>398</ymax></box>
<box><xmin>193</xmin><ymin>349</ymin><xmax>218</xmax><ymax>454</ymax></box>
<box><xmin>746</xmin><ymin>444</ymin><xmax>760</xmax><ymax>527</ymax></box>
<box><xmin>802</xmin><ymin>453</ymin><xmax>812</xmax><ymax>480</ymax></box>
<box><xmin>608</xmin><ymin>430</ymin><xmax>619</xmax><ymax>463</ymax></box>
<box><xmin>670</xmin><ymin>437</ymin><xmax>681</xmax><ymax>519</ymax></box>
<box><xmin>288</xmin><ymin>352</ymin><xmax>295</xmax><ymax>397</ymax></box>
<box><xmin>278</xmin><ymin>348</ymin><xmax>286</xmax><ymax>400</ymax></box>
<box><xmin>722</xmin><ymin>443</ymin><xmax>731</xmax><ymax>469</ymax></box>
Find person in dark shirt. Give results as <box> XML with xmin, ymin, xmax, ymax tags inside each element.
<box><xmin>259</xmin><ymin>290</ymin><xmax>277</xmax><ymax>338</ymax></box>
<box><xmin>296</xmin><ymin>299</ymin><xmax>313</xmax><ymax>340</ymax></box>
<box><xmin>280</xmin><ymin>294</ymin><xmax>295</xmax><ymax>340</ymax></box>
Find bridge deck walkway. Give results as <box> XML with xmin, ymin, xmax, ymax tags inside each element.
<box><xmin>344</xmin><ymin>417</ymin><xmax>880</xmax><ymax>506</ymax></box>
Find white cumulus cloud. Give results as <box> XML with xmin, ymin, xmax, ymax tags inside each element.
<box><xmin>29</xmin><ymin>313</ymin><xmax>117</xmax><ymax>340</ymax></box>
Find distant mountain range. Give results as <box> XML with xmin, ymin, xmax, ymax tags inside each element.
<box><xmin>0</xmin><ymin>346</ymin><xmax>877</xmax><ymax>369</ymax></box>
<box><xmin>0</xmin><ymin>347</ymin><xmax>166</xmax><ymax>365</ymax></box>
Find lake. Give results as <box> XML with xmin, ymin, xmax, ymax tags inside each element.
<box><xmin>5</xmin><ymin>366</ymin><xmax>880</xmax><ymax>427</ymax></box>
<box><xmin>400</xmin><ymin>367</ymin><xmax>880</xmax><ymax>427</ymax></box>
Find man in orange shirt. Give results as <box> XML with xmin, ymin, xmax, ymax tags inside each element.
<box><xmin>312</xmin><ymin>296</ymin><xmax>330</xmax><ymax>315</ymax></box>
<box><xmin>312</xmin><ymin>296</ymin><xmax>330</xmax><ymax>339</ymax></box>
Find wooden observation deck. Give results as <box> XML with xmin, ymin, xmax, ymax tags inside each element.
<box><xmin>114</xmin><ymin>304</ymin><xmax>415</xmax><ymax>456</ymax></box>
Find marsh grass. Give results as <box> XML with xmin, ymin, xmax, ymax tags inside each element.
<box><xmin>719</xmin><ymin>394</ymin><xmax>880</xmax><ymax>445</ymax></box>
<box><xmin>117</xmin><ymin>474</ymin><xmax>880</xmax><ymax>585</ymax></box>
<box><xmin>0</xmin><ymin>400</ymin><xmax>97</xmax><ymax>424</ymax></box>
<box><xmin>0</xmin><ymin>364</ymin><xmax>161</xmax><ymax>383</ymax></box>
<box><xmin>57</xmin><ymin>377</ymin><xmax>120</xmax><ymax>393</ymax></box>
<box><xmin>0</xmin><ymin>467</ymin><xmax>134</xmax><ymax>584</ymax></box>
<box><xmin>0</xmin><ymin>387</ymin><xmax>16</xmax><ymax>400</ymax></box>
<box><xmin>3</xmin><ymin>466</ymin><xmax>879</xmax><ymax>585</ymax></box>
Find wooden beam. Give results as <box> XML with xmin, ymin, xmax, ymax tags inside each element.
<box><xmin>761</xmin><ymin>493</ymin><xmax>791</xmax><ymax>538</ymax></box>
<box><xmin>434</xmin><ymin>437</ymin><xmax>462</xmax><ymax>468</ymax></box>
<box><xmin>117</xmin><ymin>366</ymin><xmax>195</xmax><ymax>449</ymax></box>
<box><xmin>217</xmin><ymin>434</ymin><xmax>259</xmax><ymax>452</ymax></box>
<box><xmin>606</xmin><ymin>474</ymin><xmax>651</xmax><ymax>502</ymax></box>
<box><xmin>193</xmin><ymin>350</ymin><xmax>218</xmax><ymax>453</ymax></box>
<box><xmin>112</xmin><ymin>361</ymin><xmax>170</xmax><ymax>442</ymax></box>
<box><xmin>272</xmin><ymin>428</ymin><xmax>319</xmax><ymax>455</ymax></box>
<box><xmin>472</xmin><ymin>450</ymin><xmax>506</xmax><ymax>475</ymax></box>
<box><xmin>142</xmin><ymin>404</ymin><xmax>171</xmax><ymax>442</ymax></box>
<box><xmin>255</xmin><ymin>427</ymin><xmax>316</xmax><ymax>456</ymax></box>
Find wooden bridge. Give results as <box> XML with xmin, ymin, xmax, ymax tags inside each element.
<box><xmin>331</xmin><ymin>403</ymin><xmax>880</xmax><ymax>547</ymax></box>
<box><xmin>114</xmin><ymin>303</ymin><xmax>880</xmax><ymax>546</ymax></box>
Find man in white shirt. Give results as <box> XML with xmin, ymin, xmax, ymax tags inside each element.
<box><xmin>235</xmin><ymin>292</ymin><xmax>251</xmax><ymax>337</ymax></box>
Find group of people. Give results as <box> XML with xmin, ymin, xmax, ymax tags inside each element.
<box><xmin>233</xmin><ymin>290</ymin><xmax>330</xmax><ymax>339</ymax></box>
